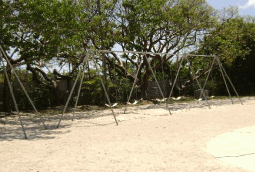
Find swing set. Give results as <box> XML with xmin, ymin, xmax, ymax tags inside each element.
<box><xmin>0</xmin><ymin>47</ymin><xmax>243</xmax><ymax>139</ymax></box>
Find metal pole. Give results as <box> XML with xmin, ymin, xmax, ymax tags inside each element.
<box><xmin>161</xmin><ymin>53</ymin><xmax>168</xmax><ymax>111</ymax></box>
<box><xmin>145</xmin><ymin>53</ymin><xmax>172</xmax><ymax>115</ymax></box>
<box><xmin>72</xmin><ymin>59</ymin><xmax>88</xmax><ymax>121</ymax></box>
<box><xmin>124</xmin><ymin>60</ymin><xmax>143</xmax><ymax>114</ymax></box>
<box><xmin>198</xmin><ymin>57</ymin><xmax>216</xmax><ymax>102</ymax></box>
<box><xmin>146</xmin><ymin>56</ymin><xmax>165</xmax><ymax>99</ymax></box>
<box><xmin>0</xmin><ymin>54</ymin><xmax>28</xmax><ymax>139</ymax></box>
<box><xmin>57</xmin><ymin>53</ymin><xmax>89</xmax><ymax>128</ymax></box>
<box><xmin>0</xmin><ymin>45</ymin><xmax>47</xmax><ymax>129</ymax></box>
<box><xmin>215</xmin><ymin>57</ymin><xmax>234</xmax><ymax>104</ymax></box>
<box><xmin>216</xmin><ymin>56</ymin><xmax>243</xmax><ymax>105</ymax></box>
<box><xmin>166</xmin><ymin>57</ymin><xmax>184</xmax><ymax>113</ymax></box>
<box><xmin>92</xmin><ymin>53</ymin><xmax>118</xmax><ymax>125</ymax></box>
<box><xmin>168</xmin><ymin>56</ymin><xmax>183</xmax><ymax>99</ymax></box>
<box><xmin>184</xmin><ymin>55</ymin><xmax>211</xmax><ymax>108</ymax></box>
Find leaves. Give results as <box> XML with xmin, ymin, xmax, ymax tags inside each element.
<box><xmin>199</xmin><ymin>16</ymin><xmax>255</xmax><ymax>66</ymax></box>
<box><xmin>3</xmin><ymin>0</ymin><xmax>253</xmax><ymax>104</ymax></box>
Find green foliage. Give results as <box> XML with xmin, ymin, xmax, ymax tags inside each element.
<box><xmin>0</xmin><ymin>0</ymin><xmax>85</xmax><ymax>69</ymax></box>
<box><xmin>107</xmin><ymin>66</ymin><xmax>133</xmax><ymax>102</ymax></box>
<box><xmin>197</xmin><ymin>8</ymin><xmax>255</xmax><ymax>96</ymax></box>
<box><xmin>2</xmin><ymin>0</ymin><xmax>255</xmax><ymax>109</ymax></box>
<box><xmin>199</xmin><ymin>8</ymin><xmax>254</xmax><ymax>66</ymax></box>
<box><xmin>79</xmin><ymin>76</ymin><xmax>104</xmax><ymax>105</ymax></box>
<box><xmin>11</xmin><ymin>69</ymin><xmax>32</xmax><ymax>81</ymax></box>
<box><xmin>226</xmin><ymin>21</ymin><xmax>255</xmax><ymax>95</ymax></box>
<box><xmin>28</xmin><ymin>81</ymin><xmax>54</xmax><ymax>110</ymax></box>
<box><xmin>0</xmin><ymin>71</ymin><xmax>4</xmax><ymax>82</ymax></box>
<box><xmin>116</xmin><ymin>0</ymin><xmax>215</xmax><ymax>52</ymax></box>
<box><xmin>9</xmin><ymin>69</ymin><xmax>53</xmax><ymax>110</ymax></box>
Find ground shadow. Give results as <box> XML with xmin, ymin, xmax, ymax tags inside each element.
<box><xmin>0</xmin><ymin>116</ymin><xmax>72</xmax><ymax>141</ymax></box>
<box><xmin>0</xmin><ymin>97</ymin><xmax>249</xmax><ymax>137</ymax></box>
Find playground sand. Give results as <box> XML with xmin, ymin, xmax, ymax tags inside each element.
<box><xmin>1</xmin><ymin>97</ymin><xmax>255</xmax><ymax>172</ymax></box>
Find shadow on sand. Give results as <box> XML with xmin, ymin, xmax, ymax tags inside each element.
<box><xmin>0</xmin><ymin>116</ymin><xmax>72</xmax><ymax>141</ymax></box>
<box><xmin>0</xmin><ymin>97</ymin><xmax>249</xmax><ymax>140</ymax></box>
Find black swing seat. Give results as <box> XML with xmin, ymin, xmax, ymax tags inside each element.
<box><xmin>151</xmin><ymin>98</ymin><xmax>167</xmax><ymax>104</ymax></box>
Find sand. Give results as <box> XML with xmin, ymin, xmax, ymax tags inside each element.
<box><xmin>1</xmin><ymin>97</ymin><xmax>255</xmax><ymax>172</ymax></box>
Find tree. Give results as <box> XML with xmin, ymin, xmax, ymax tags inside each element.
<box><xmin>198</xmin><ymin>7</ymin><xmax>255</xmax><ymax>95</ymax></box>
<box><xmin>198</xmin><ymin>8</ymin><xmax>248</xmax><ymax>64</ymax></box>
<box><xmin>0</xmin><ymin>0</ymin><xmax>220</xmax><ymax>109</ymax></box>
<box><xmin>0</xmin><ymin>0</ymin><xmax>87</xmax><ymax>108</ymax></box>
<box><xmin>102</xmin><ymin>0</ymin><xmax>216</xmax><ymax>97</ymax></box>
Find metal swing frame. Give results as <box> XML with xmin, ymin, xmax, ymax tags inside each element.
<box><xmin>166</xmin><ymin>54</ymin><xmax>243</xmax><ymax>112</ymax></box>
<box><xmin>0</xmin><ymin>45</ymin><xmax>48</xmax><ymax>139</ymax></box>
<box><xmin>123</xmin><ymin>56</ymin><xmax>143</xmax><ymax>114</ymax></box>
<box><xmin>57</xmin><ymin>50</ymin><xmax>118</xmax><ymax>128</ymax></box>
<box><xmin>3</xmin><ymin>46</ymin><xmax>242</xmax><ymax>138</ymax></box>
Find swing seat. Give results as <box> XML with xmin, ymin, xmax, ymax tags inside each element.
<box><xmin>172</xmin><ymin>96</ymin><xmax>182</xmax><ymax>100</ymax></box>
<box><xmin>105</xmin><ymin>103</ymin><xmax>118</xmax><ymax>108</ymax></box>
<box><xmin>133</xmin><ymin>100</ymin><xmax>138</xmax><ymax>105</ymax></box>
<box><xmin>127</xmin><ymin>98</ymin><xmax>143</xmax><ymax>105</ymax></box>
<box><xmin>126</xmin><ymin>100</ymin><xmax>138</xmax><ymax>105</ymax></box>
<box><xmin>155</xmin><ymin>98</ymin><xmax>167</xmax><ymax>102</ymax></box>
<box><xmin>161</xmin><ymin>98</ymin><xmax>167</xmax><ymax>101</ymax></box>
<box><xmin>152</xmin><ymin>98</ymin><xmax>167</xmax><ymax>104</ymax></box>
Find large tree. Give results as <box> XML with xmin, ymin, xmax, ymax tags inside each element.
<box><xmin>197</xmin><ymin>6</ymin><xmax>255</xmax><ymax>96</ymax></box>
<box><xmin>0</xmin><ymin>0</ymin><xmax>87</xmax><ymax>108</ymax></box>
<box><xmin>99</xmin><ymin>0</ymin><xmax>216</xmax><ymax>97</ymax></box>
<box><xmin>1</xmin><ymin>0</ymin><xmax>221</xmax><ymax>108</ymax></box>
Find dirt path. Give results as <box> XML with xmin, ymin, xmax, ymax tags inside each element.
<box><xmin>1</xmin><ymin>97</ymin><xmax>255</xmax><ymax>172</ymax></box>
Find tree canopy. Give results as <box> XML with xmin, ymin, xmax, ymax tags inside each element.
<box><xmin>1</xmin><ymin>0</ymin><xmax>255</xmax><ymax>109</ymax></box>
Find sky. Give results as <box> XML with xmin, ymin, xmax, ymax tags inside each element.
<box><xmin>207</xmin><ymin>0</ymin><xmax>255</xmax><ymax>16</ymax></box>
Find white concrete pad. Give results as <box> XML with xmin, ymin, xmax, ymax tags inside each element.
<box><xmin>207</xmin><ymin>126</ymin><xmax>255</xmax><ymax>171</ymax></box>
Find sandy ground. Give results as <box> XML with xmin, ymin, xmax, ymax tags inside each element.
<box><xmin>1</xmin><ymin>97</ymin><xmax>255</xmax><ymax>172</ymax></box>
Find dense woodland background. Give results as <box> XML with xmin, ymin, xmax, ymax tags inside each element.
<box><xmin>1</xmin><ymin>0</ymin><xmax>255</xmax><ymax>112</ymax></box>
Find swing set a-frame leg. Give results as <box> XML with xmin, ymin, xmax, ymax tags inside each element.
<box><xmin>0</xmin><ymin>53</ymin><xmax>28</xmax><ymax>139</ymax></box>
<box><xmin>57</xmin><ymin>53</ymin><xmax>89</xmax><ymax>128</ymax></box>
<box><xmin>145</xmin><ymin>53</ymin><xmax>172</xmax><ymax>115</ymax></box>
<box><xmin>198</xmin><ymin>57</ymin><xmax>216</xmax><ymax>103</ymax></box>
<box><xmin>72</xmin><ymin>59</ymin><xmax>88</xmax><ymax>121</ymax></box>
<box><xmin>92</xmin><ymin>52</ymin><xmax>118</xmax><ymax>125</ymax></box>
<box><xmin>166</xmin><ymin>56</ymin><xmax>184</xmax><ymax>115</ymax></box>
<box><xmin>216</xmin><ymin>56</ymin><xmax>243</xmax><ymax>105</ymax></box>
<box><xmin>184</xmin><ymin>55</ymin><xmax>211</xmax><ymax>109</ymax></box>
<box><xmin>0</xmin><ymin>45</ymin><xmax>47</xmax><ymax>130</ymax></box>
<box><xmin>124</xmin><ymin>59</ymin><xmax>143</xmax><ymax>114</ymax></box>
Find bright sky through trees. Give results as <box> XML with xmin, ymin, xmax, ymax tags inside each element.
<box><xmin>207</xmin><ymin>0</ymin><xmax>255</xmax><ymax>15</ymax></box>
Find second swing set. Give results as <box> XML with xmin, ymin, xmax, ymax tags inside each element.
<box><xmin>58</xmin><ymin>50</ymin><xmax>243</xmax><ymax>128</ymax></box>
